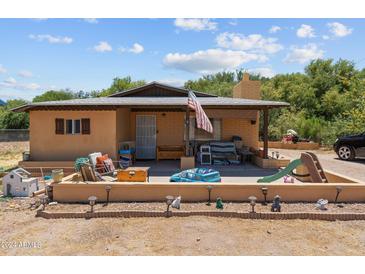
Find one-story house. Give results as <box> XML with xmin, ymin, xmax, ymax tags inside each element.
<box><xmin>13</xmin><ymin>74</ymin><xmax>289</xmax><ymax>162</ymax></box>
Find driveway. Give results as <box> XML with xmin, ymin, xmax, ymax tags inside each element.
<box><xmin>272</xmin><ymin>149</ymin><xmax>365</xmax><ymax>182</ymax></box>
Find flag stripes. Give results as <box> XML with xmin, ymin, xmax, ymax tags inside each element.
<box><xmin>188</xmin><ymin>91</ymin><xmax>213</xmax><ymax>133</ymax></box>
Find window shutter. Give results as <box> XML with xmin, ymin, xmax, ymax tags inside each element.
<box><xmin>55</xmin><ymin>119</ymin><xmax>64</xmax><ymax>135</ymax></box>
<box><xmin>81</xmin><ymin>118</ymin><xmax>90</xmax><ymax>134</ymax></box>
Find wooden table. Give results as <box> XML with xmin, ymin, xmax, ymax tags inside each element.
<box><xmin>117</xmin><ymin>167</ymin><xmax>150</xmax><ymax>182</ymax></box>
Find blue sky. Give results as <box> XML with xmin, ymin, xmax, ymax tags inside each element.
<box><xmin>0</xmin><ymin>18</ymin><xmax>364</xmax><ymax>101</ymax></box>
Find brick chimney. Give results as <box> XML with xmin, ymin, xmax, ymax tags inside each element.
<box><xmin>233</xmin><ymin>73</ymin><xmax>261</xmax><ymax>100</ymax></box>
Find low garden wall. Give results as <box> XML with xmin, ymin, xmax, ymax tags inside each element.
<box><xmin>252</xmin><ymin>155</ymin><xmax>290</xmax><ymax>168</ymax></box>
<box><xmin>36</xmin><ymin>210</ymin><xmax>365</xmax><ymax>221</ymax></box>
<box><xmin>52</xmin><ymin>181</ymin><xmax>365</xmax><ymax>203</ymax></box>
<box><xmin>259</xmin><ymin>141</ymin><xmax>320</xmax><ymax>150</ymax></box>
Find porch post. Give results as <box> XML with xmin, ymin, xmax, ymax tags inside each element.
<box><xmin>185</xmin><ymin>107</ymin><xmax>190</xmax><ymax>156</ymax></box>
<box><xmin>263</xmin><ymin>108</ymin><xmax>269</xmax><ymax>159</ymax></box>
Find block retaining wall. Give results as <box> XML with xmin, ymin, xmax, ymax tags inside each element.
<box><xmin>36</xmin><ymin>210</ymin><xmax>365</xmax><ymax>221</ymax></box>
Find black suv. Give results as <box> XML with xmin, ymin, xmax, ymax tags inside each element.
<box><xmin>333</xmin><ymin>132</ymin><xmax>365</xmax><ymax>160</ymax></box>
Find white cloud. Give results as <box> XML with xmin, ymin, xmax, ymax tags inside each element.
<box><xmin>322</xmin><ymin>35</ymin><xmax>330</xmax><ymax>40</ymax></box>
<box><xmin>31</xmin><ymin>18</ymin><xmax>48</xmax><ymax>21</ymax></box>
<box><xmin>94</xmin><ymin>41</ymin><xmax>112</xmax><ymax>52</ymax></box>
<box><xmin>29</xmin><ymin>34</ymin><xmax>73</xmax><ymax>44</ymax></box>
<box><xmin>327</xmin><ymin>22</ymin><xmax>353</xmax><ymax>37</ymax></box>
<box><xmin>163</xmin><ymin>49</ymin><xmax>267</xmax><ymax>74</ymax></box>
<box><xmin>228</xmin><ymin>19</ymin><xmax>238</xmax><ymax>26</ymax></box>
<box><xmin>0</xmin><ymin>64</ymin><xmax>6</xmax><ymax>74</ymax></box>
<box><xmin>18</xmin><ymin>70</ymin><xmax>33</xmax><ymax>78</ymax></box>
<box><xmin>284</xmin><ymin>44</ymin><xmax>324</xmax><ymax>64</ymax></box>
<box><xmin>84</xmin><ymin>18</ymin><xmax>98</xmax><ymax>24</ymax></box>
<box><xmin>248</xmin><ymin>67</ymin><xmax>276</xmax><ymax>78</ymax></box>
<box><xmin>0</xmin><ymin>77</ymin><xmax>40</xmax><ymax>90</ymax></box>
<box><xmin>296</xmin><ymin>24</ymin><xmax>315</xmax><ymax>38</ymax></box>
<box><xmin>3</xmin><ymin>77</ymin><xmax>16</xmax><ymax>85</ymax></box>
<box><xmin>120</xmin><ymin>43</ymin><xmax>144</xmax><ymax>54</ymax></box>
<box><xmin>174</xmin><ymin>18</ymin><xmax>217</xmax><ymax>31</ymax></box>
<box><xmin>158</xmin><ymin>79</ymin><xmax>186</xmax><ymax>87</ymax></box>
<box><xmin>269</xmin><ymin>26</ymin><xmax>281</xmax><ymax>33</ymax></box>
<box><xmin>129</xmin><ymin>43</ymin><xmax>144</xmax><ymax>54</ymax></box>
<box><xmin>216</xmin><ymin>32</ymin><xmax>283</xmax><ymax>54</ymax></box>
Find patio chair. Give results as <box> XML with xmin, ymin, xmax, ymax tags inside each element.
<box><xmin>88</xmin><ymin>152</ymin><xmax>117</xmax><ymax>176</ymax></box>
<box><xmin>80</xmin><ymin>164</ymin><xmax>116</xmax><ymax>182</ymax></box>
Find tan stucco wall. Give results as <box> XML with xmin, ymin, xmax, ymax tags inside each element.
<box><xmin>116</xmin><ymin>108</ymin><xmax>131</xmax><ymax>145</ymax></box>
<box><xmin>130</xmin><ymin>111</ymin><xmax>185</xmax><ymax>146</ymax></box>
<box><xmin>222</xmin><ymin>118</ymin><xmax>259</xmax><ymax>148</ymax></box>
<box><xmin>29</xmin><ymin>110</ymin><xmax>118</xmax><ymax>161</ymax></box>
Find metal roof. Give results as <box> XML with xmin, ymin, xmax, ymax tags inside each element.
<box><xmin>108</xmin><ymin>81</ymin><xmax>216</xmax><ymax>97</ymax></box>
<box><xmin>12</xmin><ymin>96</ymin><xmax>289</xmax><ymax>112</ymax></box>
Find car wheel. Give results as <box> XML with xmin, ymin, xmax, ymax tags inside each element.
<box><xmin>337</xmin><ymin>145</ymin><xmax>355</xmax><ymax>160</ymax></box>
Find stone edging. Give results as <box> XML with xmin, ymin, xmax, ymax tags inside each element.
<box><xmin>36</xmin><ymin>210</ymin><xmax>365</xmax><ymax>221</ymax></box>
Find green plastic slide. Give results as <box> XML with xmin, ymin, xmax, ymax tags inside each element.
<box><xmin>257</xmin><ymin>158</ymin><xmax>303</xmax><ymax>183</ymax></box>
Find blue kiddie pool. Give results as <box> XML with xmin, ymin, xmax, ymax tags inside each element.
<box><xmin>170</xmin><ymin>168</ymin><xmax>221</xmax><ymax>183</ymax></box>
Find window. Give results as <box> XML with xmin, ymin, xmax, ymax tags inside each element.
<box><xmin>66</xmin><ymin>119</ymin><xmax>81</xmax><ymax>135</ymax></box>
<box><xmin>55</xmin><ymin>118</ymin><xmax>64</xmax><ymax>134</ymax></box>
<box><xmin>55</xmin><ymin>118</ymin><xmax>90</xmax><ymax>135</ymax></box>
<box><xmin>187</xmin><ymin>118</ymin><xmax>221</xmax><ymax>141</ymax></box>
<box><xmin>81</xmin><ymin>118</ymin><xmax>91</xmax><ymax>134</ymax></box>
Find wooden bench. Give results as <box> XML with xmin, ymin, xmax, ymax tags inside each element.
<box><xmin>157</xmin><ymin>145</ymin><xmax>185</xmax><ymax>160</ymax></box>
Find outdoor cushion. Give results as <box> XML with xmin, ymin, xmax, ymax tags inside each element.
<box><xmin>96</xmin><ymin>154</ymin><xmax>109</xmax><ymax>173</ymax></box>
<box><xmin>210</xmin><ymin>142</ymin><xmax>238</xmax><ymax>161</ymax></box>
<box><xmin>88</xmin><ymin>152</ymin><xmax>102</xmax><ymax>167</ymax></box>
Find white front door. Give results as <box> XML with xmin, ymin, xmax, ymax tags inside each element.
<box><xmin>136</xmin><ymin>115</ymin><xmax>157</xmax><ymax>159</ymax></box>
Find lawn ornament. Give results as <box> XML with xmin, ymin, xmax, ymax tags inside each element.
<box><xmin>271</xmin><ymin>195</ymin><xmax>281</xmax><ymax>212</ymax></box>
<box><xmin>316</xmin><ymin>199</ymin><xmax>328</xmax><ymax>210</ymax></box>
<box><xmin>171</xmin><ymin>196</ymin><xmax>181</xmax><ymax>209</ymax></box>
<box><xmin>216</xmin><ymin>197</ymin><xmax>223</xmax><ymax>209</ymax></box>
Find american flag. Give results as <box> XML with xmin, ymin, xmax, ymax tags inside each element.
<box><xmin>188</xmin><ymin>91</ymin><xmax>213</xmax><ymax>133</ymax></box>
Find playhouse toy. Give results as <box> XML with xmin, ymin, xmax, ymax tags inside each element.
<box><xmin>2</xmin><ymin>168</ymin><xmax>39</xmax><ymax>197</ymax></box>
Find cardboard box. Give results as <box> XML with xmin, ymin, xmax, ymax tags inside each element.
<box><xmin>180</xmin><ymin>156</ymin><xmax>195</xmax><ymax>170</ymax></box>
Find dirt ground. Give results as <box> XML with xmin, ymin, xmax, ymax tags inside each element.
<box><xmin>0</xmin><ymin>141</ymin><xmax>28</xmax><ymax>170</ymax></box>
<box><xmin>1</xmin><ymin>207</ymin><xmax>365</xmax><ymax>255</ymax></box>
<box><xmin>274</xmin><ymin>148</ymin><xmax>365</xmax><ymax>182</ymax></box>
<box><xmin>1</xmin><ymin>198</ymin><xmax>365</xmax><ymax>256</ymax></box>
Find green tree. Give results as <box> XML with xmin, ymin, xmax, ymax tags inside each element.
<box><xmin>0</xmin><ymin>99</ymin><xmax>30</xmax><ymax>129</ymax></box>
<box><xmin>96</xmin><ymin>76</ymin><xmax>146</xmax><ymax>97</ymax></box>
<box><xmin>32</xmin><ymin>90</ymin><xmax>76</xmax><ymax>102</ymax></box>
